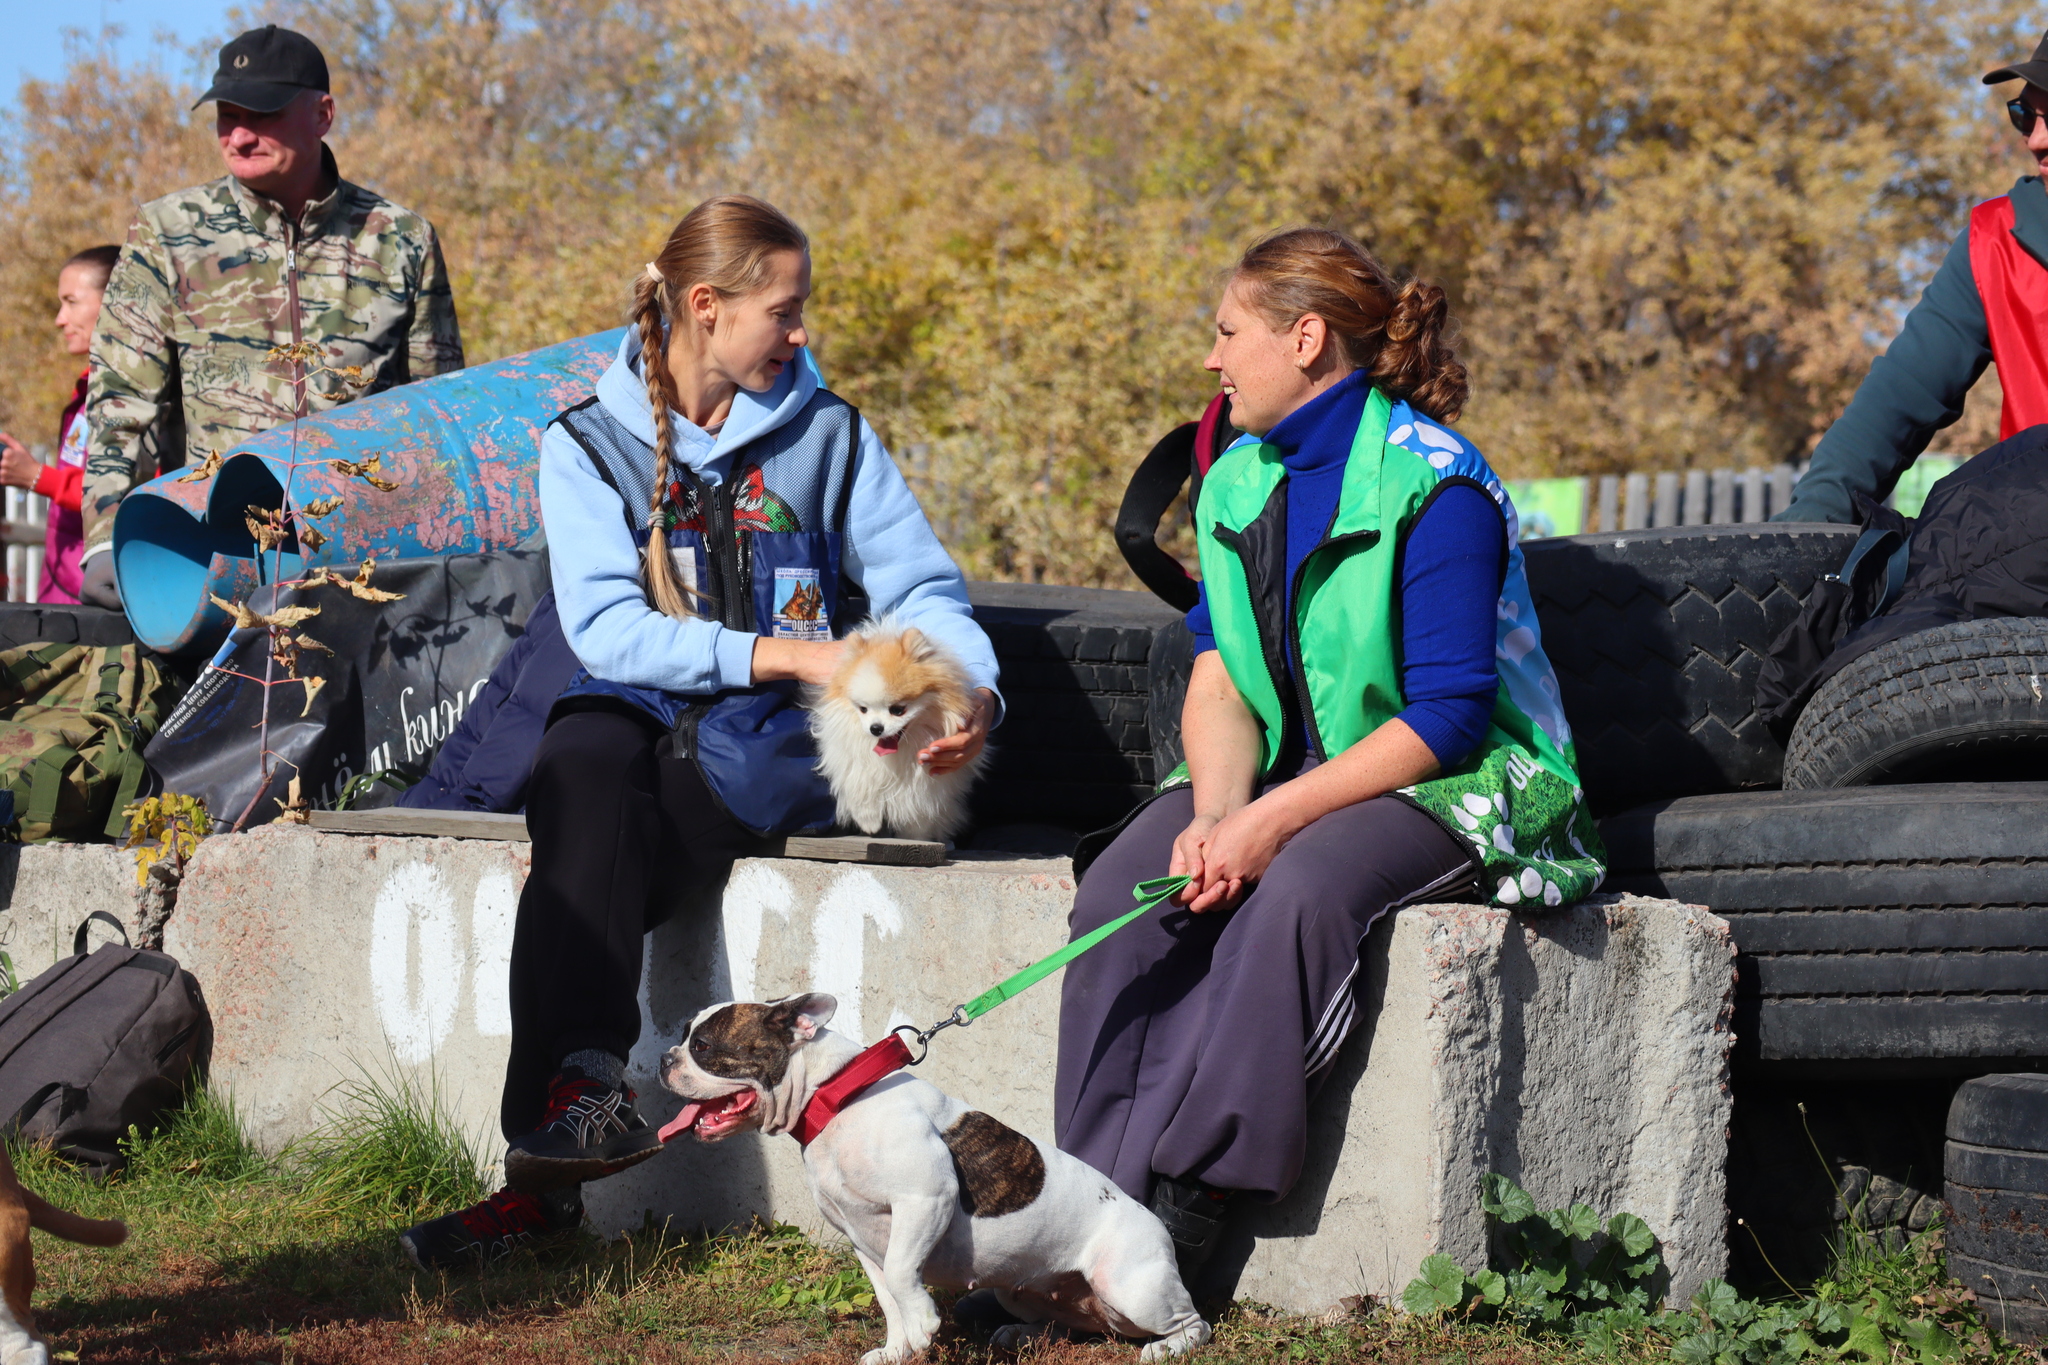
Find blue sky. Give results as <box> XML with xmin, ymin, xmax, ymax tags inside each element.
<box><xmin>0</xmin><ymin>0</ymin><xmax>232</xmax><ymax>114</ymax></box>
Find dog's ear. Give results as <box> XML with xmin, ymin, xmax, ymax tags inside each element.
<box><xmin>765</xmin><ymin>992</ymin><xmax>837</xmax><ymax>1041</ymax></box>
<box><xmin>898</xmin><ymin>627</ymin><xmax>929</xmax><ymax>656</ymax></box>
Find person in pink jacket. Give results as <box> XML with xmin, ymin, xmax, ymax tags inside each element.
<box><xmin>0</xmin><ymin>246</ymin><xmax>120</xmax><ymax>605</ymax></box>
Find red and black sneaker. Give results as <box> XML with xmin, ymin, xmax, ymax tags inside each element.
<box><xmin>399</xmin><ymin>1185</ymin><xmax>582</xmax><ymax>1271</ymax></box>
<box><xmin>503</xmin><ymin>1066</ymin><xmax>665</xmax><ymax>1191</ymax></box>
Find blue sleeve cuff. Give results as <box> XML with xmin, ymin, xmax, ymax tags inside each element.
<box><xmin>1186</xmin><ymin>582</ymin><xmax>1216</xmax><ymax>656</ymax></box>
<box><xmin>714</xmin><ymin>628</ymin><xmax>758</xmax><ymax>690</ymax></box>
<box><xmin>1397</xmin><ymin>696</ymin><xmax>1495</xmax><ymax>768</ymax></box>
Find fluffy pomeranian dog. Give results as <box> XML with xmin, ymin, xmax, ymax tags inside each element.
<box><xmin>807</xmin><ymin>618</ymin><xmax>988</xmax><ymax>843</ymax></box>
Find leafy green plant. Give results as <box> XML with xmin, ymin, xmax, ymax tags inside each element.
<box><xmin>1402</xmin><ymin>1173</ymin><xmax>1673</xmax><ymax>1347</ymax></box>
<box><xmin>1402</xmin><ymin>1175</ymin><xmax>2022</xmax><ymax>1364</ymax></box>
<box><xmin>764</xmin><ymin>1266</ymin><xmax>874</xmax><ymax>1315</ymax></box>
<box><xmin>0</xmin><ymin>949</ymin><xmax>17</xmax><ymax>1000</ymax></box>
<box><xmin>331</xmin><ymin>768</ymin><xmax>413</xmax><ymax>812</ymax></box>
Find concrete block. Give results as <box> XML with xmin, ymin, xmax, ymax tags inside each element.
<box><xmin>163</xmin><ymin>827</ymin><xmax>1734</xmax><ymax>1313</ymax></box>
<box><xmin>0</xmin><ymin>844</ymin><xmax>138</xmax><ymax>980</ymax></box>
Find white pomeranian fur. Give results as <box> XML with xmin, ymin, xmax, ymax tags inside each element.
<box><xmin>807</xmin><ymin>618</ymin><xmax>988</xmax><ymax>843</ymax></box>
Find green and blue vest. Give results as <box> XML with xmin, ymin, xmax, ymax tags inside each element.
<box><xmin>1185</xmin><ymin>386</ymin><xmax>1605</xmax><ymax>908</ymax></box>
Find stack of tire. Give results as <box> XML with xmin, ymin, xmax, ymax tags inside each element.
<box><xmin>1558</xmin><ymin>529</ymin><xmax>2048</xmax><ymax>1299</ymax></box>
<box><xmin>1946</xmin><ymin>1074</ymin><xmax>2048</xmax><ymax>1343</ymax></box>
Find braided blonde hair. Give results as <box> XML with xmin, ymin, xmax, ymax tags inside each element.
<box><xmin>631</xmin><ymin>195</ymin><xmax>810</xmax><ymax>619</ymax></box>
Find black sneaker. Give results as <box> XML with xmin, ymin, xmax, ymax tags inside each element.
<box><xmin>1150</xmin><ymin>1173</ymin><xmax>1234</xmax><ymax>1277</ymax></box>
<box><xmin>399</xmin><ymin>1185</ymin><xmax>582</xmax><ymax>1271</ymax></box>
<box><xmin>504</xmin><ymin>1067</ymin><xmax>665</xmax><ymax>1191</ymax></box>
<box><xmin>952</xmin><ymin>1287</ymin><xmax>1027</xmax><ymax>1342</ymax></box>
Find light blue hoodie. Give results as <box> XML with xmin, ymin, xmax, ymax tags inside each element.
<box><xmin>538</xmin><ymin>331</ymin><xmax>1001</xmax><ymax>709</ymax></box>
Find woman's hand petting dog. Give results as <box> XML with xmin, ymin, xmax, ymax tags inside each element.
<box><xmin>916</xmin><ymin>687</ymin><xmax>995</xmax><ymax>774</ymax></box>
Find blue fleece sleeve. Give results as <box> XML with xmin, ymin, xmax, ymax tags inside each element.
<box><xmin>1780</xmin><ymin>221</ymin><xmax>1991</xmax><ymax>524</ymax></box>
<box><xmin>540</xmin><ymin>424</ymin><xmax>759</xmax><ymax>693</ymax></box>
<box><xmin>842</xmin><ymin>418</ymin><xmax>1005</xmax><ymax>720</ymax></box>
<box><xmin>1396</xmin><ymin>483</ymin><xmax>1504</xmax><ymax>766</ymax></box>
<box><xmin>1186</xmin><ymin>580</ymin><xmax>1215</xmax><ymax>656</ymax></box>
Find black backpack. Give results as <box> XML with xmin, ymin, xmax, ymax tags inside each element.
<box><xmin>0</xmin><ymin>913</ymin><xmax>212</xmax><ymax>1172</ymax></box>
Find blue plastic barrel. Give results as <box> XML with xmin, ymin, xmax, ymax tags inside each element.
<box><xmin>113</xmin><ymin>329</ymin><xmax>621</xmax><ymax>655</ymax></box>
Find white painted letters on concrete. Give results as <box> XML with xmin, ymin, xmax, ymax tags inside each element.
<box><xmin>370</xmin><ymin>861</ymin><xmax>462</xmax><ymax>1065</ymax></box>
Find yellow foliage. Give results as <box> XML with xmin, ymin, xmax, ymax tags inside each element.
<box><xmin>0</xmin><ymin>0</ymin><xmax>2034</xmax><ymax>585</ymax></box>
<box><xmin>121</xmin><ymin>793</ymin><xmax>211</xmax><ymax>887</ymax></box>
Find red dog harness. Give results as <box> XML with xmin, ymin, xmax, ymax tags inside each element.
<box><xmin>790</xmin><ymin>1034</ymin><xmax>915</xmax><ymax>1146</ymax></box>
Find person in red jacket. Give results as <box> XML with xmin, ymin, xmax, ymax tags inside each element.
<box><xmin>1783</xmin><ymin>34</ymin><xmax>2048</xmax><ymax>523</ymax></box>
<box><xmin>0</xmin><ymin>246</ymin><xmax>119</xmax><ymax>604</ymax></box>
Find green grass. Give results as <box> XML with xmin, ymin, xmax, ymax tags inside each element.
<box><xmin>7</xmin><ymin>1085</ymin><xmax>2041</xmax><ymax>1364</ymax></box>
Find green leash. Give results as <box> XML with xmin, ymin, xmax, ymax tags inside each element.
<box><xmin>894</xmin><ymin>874</ymin><xmax>1190</xmax><ymax>1061</ymax></box>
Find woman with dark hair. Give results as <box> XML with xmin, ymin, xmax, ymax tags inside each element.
<box><xmin>0</xmin><ymin>245</ymin><xmax>121</xmax><ymax>603</ymax></box>
<box><xmin>1053</xmin><ymin>227</ymin><xmax>1605</xmax><ymax>1275</ymax></box>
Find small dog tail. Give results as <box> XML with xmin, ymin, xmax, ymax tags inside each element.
<box><xmin>22</xmin><ymin>1189</ymin><xmax>126</xmax><ymax>1246</ymax></box>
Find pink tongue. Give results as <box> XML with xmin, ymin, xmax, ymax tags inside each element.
<box><xmin>873</xmin><ymin>734</ymin><xmax>901</xmax><ymax>755</ymax></box>
<box><xmin>658</xmin><ymin>1104</ymin><xmax>703</xmax><ymax>1142</ymax></box>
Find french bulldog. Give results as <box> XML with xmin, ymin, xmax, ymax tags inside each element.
<box><xmin>660</xmin><ymin>992</ymin><xmax>1211</xmax><ymax>1364</ymax></box>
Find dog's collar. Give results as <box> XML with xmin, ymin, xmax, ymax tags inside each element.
<box><xmin>794</xmin><ymin>1034</ymin><xmax>914</xmax><ymax>1146</ymax></box>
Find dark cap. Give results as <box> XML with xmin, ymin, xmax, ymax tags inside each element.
<box><xmin>193</xmin><ymin>25</ymin><xmax>329</xmax><ymax>113</ymax></box>
<box><xmin>1985</xmin><ymin>31</ymin><xmax>2048</xmax><ymax>91</ymax></box>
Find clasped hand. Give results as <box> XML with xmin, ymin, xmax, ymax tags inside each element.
<box><xmin>1168</xmin><ymin>796</ymin><xmax>1298</xmax><ymax>914</ymax></box>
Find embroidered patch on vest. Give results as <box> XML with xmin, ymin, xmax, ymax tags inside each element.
<box><xmin>772</xmin><ymin>567</ymin><xmax>830</xmax><ymax>640</ymax></box>
<box><xmin>942</xmin><ymin>1111</ymin><xmax>1046</xmax><ymax>1217</ymax></box>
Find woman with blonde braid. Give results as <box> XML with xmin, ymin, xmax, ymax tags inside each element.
<box><xmin>401</xmin><ymin>196</ymin><xmax>1000</xmax><ymax>1270</ymax></box>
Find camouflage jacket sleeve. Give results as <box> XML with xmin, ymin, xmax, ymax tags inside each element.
<box><xmin>82</xmin><ymin>215</ymin><xmax>178</xmax><ymax>553</ymax></box>
<box><xmin>410</xmin><ymin>223</ymin><xmax>463</xmax><ymax>378</ymax></box>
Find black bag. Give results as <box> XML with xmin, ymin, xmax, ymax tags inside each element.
<box><xmin>0</xmin><ymin>913</ymin><xmax>212</xmax><ymax>1172</ymax></box>
<box><xmin>1754</xmin><ymin>495</ymin><xmax>1912</xmax><ymax>739</ymax></box>
<box><xmin>144</xmin><ymin>547</ymin><xmax>552</xmax><ymax>828</ymax></box>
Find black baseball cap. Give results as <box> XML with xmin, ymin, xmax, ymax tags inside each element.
<box><xmin>1985</xmin><ymin>31</ymin><xmax>2048</xmax><ymax>91</ymax></box>
<box><xmin>192</xmin><ymin>25</ymin><xmax>329</xmax><ymax>113</ymax></box>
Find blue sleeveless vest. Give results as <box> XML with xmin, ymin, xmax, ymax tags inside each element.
<box><xmin>548</xmin><ymin>389</ymin><xmax>863</xmax><ymax>835</ymax></box>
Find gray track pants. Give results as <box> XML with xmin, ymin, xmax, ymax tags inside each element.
<box><xmin>1053</xmin><ymin>785</ymin><xmax>1476</xmax><ymax>1202</ymax></box>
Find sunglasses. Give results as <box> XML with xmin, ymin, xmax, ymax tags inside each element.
<box><xmin>2009</xmin><ymin>99</ymin><xmax>2048</xmax><ymax>135</ymax></box>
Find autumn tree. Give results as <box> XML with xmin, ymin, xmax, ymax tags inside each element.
<box><xmin>0</xmin><ymin>0</ymin><xmax>2032</xmax><ymax>585</ymax></box>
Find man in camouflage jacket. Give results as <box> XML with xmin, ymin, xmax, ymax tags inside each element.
<box><xmin>82</xmin><ymin>25</ymin><xmax>462</xmax><ymax>594</ymax></box>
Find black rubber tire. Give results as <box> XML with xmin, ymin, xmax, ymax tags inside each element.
<box><xmin>1784</xmin><ymin>617</ymin><xmax>2048</xmax><ymax>790</ymax></box>
<box><xmin>1519</xmin><ymin>524</ymin><xmax>1857</xmax><ymax>813</ymax></box>
<box><xmin>1946</xmin><ymin>1073</ymin><xmax>2048</xmax><ymax>1344</ymax></box>
<box><xmin>966</xmin><ymin>582</ymin><xmax>1179</xmax><ymax>833</ymax></box>
<box><xmin>1600</xmin><ymin>783</ymin><xmax>2048</xmax><ymax>1062</ymax></box>
<box><xmin>0</xmin><ymin>603</ymin><xmax>134</xmax><ymax>648</ymax></box>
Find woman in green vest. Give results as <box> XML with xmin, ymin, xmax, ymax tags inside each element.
<box><xmin>1052</xmin><ymin>228</ymin><xmax>1604</xmax><ymax>1280</ymax></box>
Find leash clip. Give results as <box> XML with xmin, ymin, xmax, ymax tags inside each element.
<box><xmin>893</xmin><ymin>1004</ymin><xmax>973</xmax><ymax>1066</ymax></box>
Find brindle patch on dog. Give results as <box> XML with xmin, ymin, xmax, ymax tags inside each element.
<box><xmin>943</xmin><ymin>1111</ymin><xmax>1045</xmax><ymax>1217</ymax></box>
<box><xmin>684</xmin><ymin>1003</ymin><xmax>797</xmax><ymax>1087</ymax></box>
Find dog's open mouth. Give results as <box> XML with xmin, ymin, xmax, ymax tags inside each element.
<box><xmin>659</xmin><ymin>1089</ymin><xmax>758</xmax><ymax>1141</ymax></box>
<box><xmin>872</xmin><ymin>733</ymin><xmax>902</xmax><ymax>755</ymax></box>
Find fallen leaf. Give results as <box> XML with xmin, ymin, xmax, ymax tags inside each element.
<box><xmin>176</xmin><ymin>451</ymin><xmax>224</xmax><ymax>483</ymax></box>
<box><xmin>330</xmin><ymin>454</ymin><xmax>400</xmax><ymax>491</ymax></box>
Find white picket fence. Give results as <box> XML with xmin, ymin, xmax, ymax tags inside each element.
<box><xmin>1588</xmin><ymin>463</ymin><xmax>1805</xmax><ymax>532</ymax></box>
